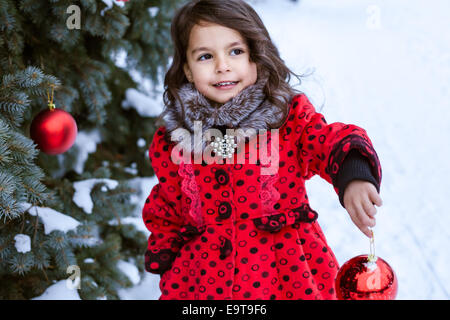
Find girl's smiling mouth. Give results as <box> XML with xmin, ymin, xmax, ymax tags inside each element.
<box><xmin>213</xmin><ymin>81</ymin><xmax>239</xmax><ymax>89</ymax></box>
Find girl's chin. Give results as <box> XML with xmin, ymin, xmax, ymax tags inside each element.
<box><xmin>207</xmin><ymin>87</ymin><xmax>242</xmax><ymax>104</ymax></box>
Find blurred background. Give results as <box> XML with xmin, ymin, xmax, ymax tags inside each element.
<box><xmin>0</xmin><ymin>0</ymin><xmax>448</xmax><ymax>300</ymax></box>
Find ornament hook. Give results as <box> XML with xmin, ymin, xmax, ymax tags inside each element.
<box><xmin>47</xmin><ymin>84</ymin><xmax>56</xmax><ymax>111</ymax></box>
<box><xmin>368</xmin><ymin>228</ymin><xmax>377</xmax><ymax>262</ymax></box>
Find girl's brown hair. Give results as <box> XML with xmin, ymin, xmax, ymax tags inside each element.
<box><xmin>157</xmin><ymin>0</ymin><xmax>304</xmax><ymax>129</ymax></box>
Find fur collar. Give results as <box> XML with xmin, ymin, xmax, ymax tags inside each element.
<box><xmin>160</xmin><ymin>76</ymin><xmax>286</xmax><ymax>157</ymax></box>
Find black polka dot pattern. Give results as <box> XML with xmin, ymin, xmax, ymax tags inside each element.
<box><xmin>142</xmin><ymin>93</ymin><xmax>382</xmax><ymax>300</ymax></box>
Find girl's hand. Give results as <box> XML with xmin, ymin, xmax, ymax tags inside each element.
<box><xmin>343</xmin><ymin>180</ymin><xmax>383</xmax><ymax>238</ymax></box>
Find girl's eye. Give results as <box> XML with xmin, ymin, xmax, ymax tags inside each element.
<box><xmin>230</xmin><ymin>48</ymin><xmax>244</xmax><ymax>56</ymax></box>
<box><xmin>197</xmin><ymin>49</ymin><xmax>244</xmax><ymax>61</ymax></box>
<box><xmin>198</xmin><ymin>53</ymin><xmax>212</xmax><ymax>61</ymax></box>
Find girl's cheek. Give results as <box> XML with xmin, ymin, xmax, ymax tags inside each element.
<box><xmin>198</xmin><ymin>84</ymin><xmax>211</xmax><ymax>97</ymax></box>
<box><xmin>246</xmin><ymin>64</ymin><xmax>258</xmax><ymax>86</ymax></box>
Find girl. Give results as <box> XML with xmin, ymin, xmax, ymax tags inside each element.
<box><xmin>143</xmin><ymin>0</ymin><xmax>383</xmax><ymax>300</ymax></box>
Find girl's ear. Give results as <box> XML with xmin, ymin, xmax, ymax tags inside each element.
<box><xmin>183</xmin><ymin>63</ymin><xmax>193</xmax><ymax>83</ymax></box>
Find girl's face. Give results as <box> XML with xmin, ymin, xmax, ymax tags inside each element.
<box><xmin>183</xmin><ymin>21</ymin><xmax>258</xmax><ymax>104</ymax></box>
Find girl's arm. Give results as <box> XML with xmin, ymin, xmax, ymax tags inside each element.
<box><xmin>336</xmin><ymin>150</ymin><xmax>383</xmax><ymax>237</ymax></box>
<box><xmin>293</xmin><ymin>94</ymin><xmax>382</xmax><ymax>235</ymax></box>
<box><xmin>336</xmin><ymin>149</ymin><xmax>380</xmax><ymax>207</ymax></box>
<box><xmin>142</xmin><ymin>127</ymin><xmax>185</xmax><ymax>275</ymax></box>
<box><xmin>294</xmin><ymin>93</ymin><xmax>382</xmax><ymax>190</ymax></box>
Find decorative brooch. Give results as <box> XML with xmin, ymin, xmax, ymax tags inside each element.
<box><xmin>210</xmin><ymin>134</ymin><xmax>238</xmax><ymax>159</ymax></box>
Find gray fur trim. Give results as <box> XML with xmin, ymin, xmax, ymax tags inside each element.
<box><xmin>160</xmin><ymin>76</ymin><xmax>286</xmax><ymax>156</ymax></box>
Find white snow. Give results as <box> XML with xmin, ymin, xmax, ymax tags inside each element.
<box><xmin>123</xmin><ymin>162</ymin><xmax>138</xmax><ymax>175</ymax></box>
<box><xmin>117</xmin><ymin>259</ymin><xmax>141</xmax><ymax>285</ymax></box>
<box><xmin>113</xmin><ymin>47</ymin><xmax>166</xmax><ymax>118</ymax></box>
<box><xmin>108</xmin><ymin>176</ymin><xmax>156</xmax><ymax>236</ymax></box>
<box><xmin>31</xmin><ymin>280</ymin><xmax>81</xmax><ymax>300</ymax></box>
<box><xmin>108</xmin><ymin>216</ymin><xmax>149</xmax><ymax>235</ymax></box>
<box><xmin>127</xmin><ymin>176</ymin><xmax>158</xmax><ymax>215</ymax></box>
<box><xmin>117</xmin><ymin>272</ymin><xmax>161</xmax><ymax>300</ymax></box>
<box><xmin>101</xmin><ymin>0</ymin><xmax>126</xmax><ymax>16</ymax></box>
<box><xmin>137</xmin><ymin>138</ymin><xmax>146</xmax><ymax>148</ymax></box>
<box><xmin>112</xmin><ymin>49</ymin><xmax>127</xmax><ymax>69</ymax></box>
<box><xmin>72</xmin><ymin>178</ymin><xmax>119</xmax><ymax>214</ymax></box>
<box><xmin>72</xmin><ymin>129</ymin><xmax>102</xmax><ymax>174</ymax></box>
<box><xmin>14</xmin><ymin>234</ymin><xmax>31</xmax><ymax>253</ymax></box>
<box><xmin>21</xmin><ymin>203</ymin><xmax>81</xmax><ymax>235</ymax></box>
<box><xmin>148</xmin><ymin>7</ymin><xmax>159</xmax><ymax>18</ymax></box>
<box><xmin>122</xmin><ymin>88</ymin><xmax>164</xmax><ymax>117</ymax></box>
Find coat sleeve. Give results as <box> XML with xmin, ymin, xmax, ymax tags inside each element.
<box><xmin>292</xmin><ymin>94</ymin><xmax>382</xmax><ymax>202</ymax></box>
<box><xmin>142</xmin><ymin>127</ymin><xmax>185</xmax><ymax>275</ymax></box>
<box><xmin>335</xmin><ymin>149</ymin><xmax>380</xmax><ymax>207</ymax></box>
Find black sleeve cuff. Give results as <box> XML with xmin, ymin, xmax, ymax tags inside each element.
<box><xmin>336</xmin><ymin>149</ymin><xmax>380</xmax><ymax>208</ymax></box>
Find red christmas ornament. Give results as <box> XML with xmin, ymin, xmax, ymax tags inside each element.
<box><xmin>335</xmin><ymin>254</ymin><xmax>398</xmax><ymax>300</ymax></box>
<box><xmin>335</xmin><ymin>231</ymin><xmax>398</xmax><ymax>300</ymax></box>
<box><xmin>30</xmin><ymin>108</ymin><xmax>77</xmax><ymax>155</ymax></box>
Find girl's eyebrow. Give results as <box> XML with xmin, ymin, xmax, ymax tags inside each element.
<box><xmin>190</xmin><ymin>41</ymin><xmax>244</xmax><ymax>56</ymax></box>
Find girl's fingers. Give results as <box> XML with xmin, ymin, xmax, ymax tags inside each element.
<box><xmin>361</xmin><ymin>226</ymin><xmax>373</xmax><ymax>238</ymax></box>
<box><xmin>346</xmin><ymin>184</ymin><xmax>381</xmax><ymax>238</ymax></box>
<box><xmin>362</xmin><ymin>195</ymin><xmax>377</xmax><ymax>219</ymax></box>
<box><xmin>346</xmin><ymin>205</ymin><xmax>361</xmax><ymax>231</ymax></box>
<box><xmin>369</xmin><ymin>188</ymin><xmax>383</xmax><ymax>207</ymax></box>
<box><xmin>354</xmin><ymin>202</ymin><xmax>375</xmax><ymax>237</ymax></box>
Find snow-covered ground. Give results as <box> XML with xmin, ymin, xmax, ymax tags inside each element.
<box><xmin>33</xmin><ymin>0</ymin><xmax>450</xmax><ymax>300</ymax></box>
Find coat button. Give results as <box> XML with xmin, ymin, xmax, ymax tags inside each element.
<box><xmin>217</xmin><ymin>201</ymin><xmax>232</xmax><ymax>220</ymax></box>
<box><xmin>215</xmin><ymin>169</ymin><xmax>229</xmax><ymax>185</ymax></box>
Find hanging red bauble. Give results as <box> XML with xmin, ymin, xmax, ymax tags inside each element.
<box><xmin>335</xmin><ymin>230</ymin><xmax>398</xmax><ymax>300</ymax></box>
<box><xmin>30</xmin><ymin>107</ymin><xmax>77</xmax><ymax>155</ymax></box>
<box><xmin>335</xmin><ymin>254</ymin><xmax>398</xmax><ymax>300</ymax></box>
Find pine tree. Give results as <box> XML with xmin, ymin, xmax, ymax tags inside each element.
<box><xmin>0</xmin><ymin>0</ymin><xmax>184</xmax><ymax>299</ymax></box>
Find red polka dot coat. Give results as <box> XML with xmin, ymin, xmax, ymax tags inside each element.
<box><xmin>143</xmin><ymin>93</ymin><xmax>382</xmax><ymax>300</ymax></box>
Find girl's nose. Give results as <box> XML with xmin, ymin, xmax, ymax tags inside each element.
<box><xmin>215</xmin><ymin>56</ymin><xmax>231</xmax><ymax>73</ymax></box>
